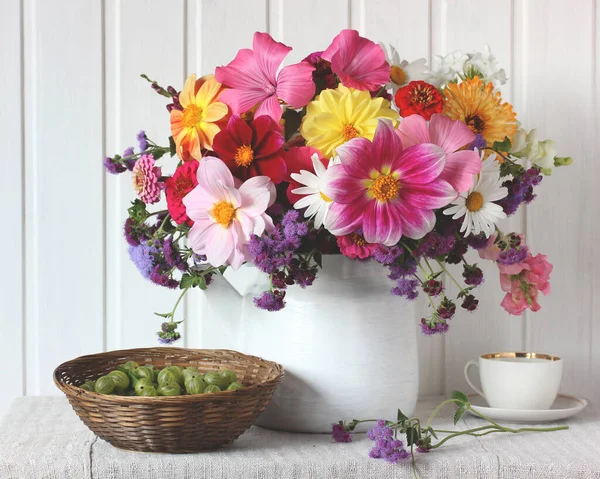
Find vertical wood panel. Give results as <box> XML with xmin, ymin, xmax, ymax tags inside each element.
<box><xmin>431</xmin><ymin>0</ymin><xmax>525</xmax><ymax>395</ymax></box>
<box><xmin>105</xmin><ymin>0</ymin><xmax>186</xmax><ymax>350</ymax></box>
<box><xmin>0</xmin><ymin>0</ymin><xmax>24</xmax><ymax>412</ymax></box>
<box><xmin>523</xmin><ymin>0</ymin><xmax>596</xmax><ymax>398</ymax></box>
<box><xmin>23</xmin><ymin>0</ymin><xmax>104</xmax><ymax>394</ymax></box>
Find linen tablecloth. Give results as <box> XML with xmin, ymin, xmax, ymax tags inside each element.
<box><xmin>1</xmin><ymin>396</ymin><xmax>599</xmax><ymax>478</ymax></box>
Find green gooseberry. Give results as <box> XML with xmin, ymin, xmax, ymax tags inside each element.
<box><xmin>139</xmin><ymin>387</ymin><xmax>158</xmax><ymax>397</ymax></box>
<box><xmin>165</xmin><ymin>366</ymin><xmax>184</xmax><ymax>385</ymax></box>
<box><xmin>204</xmin><ymin>385</ymin><xmax>221</xmax><ymax>393</ymax></box>
<box><xmin>157</xmin><ymin>368</ymin><xmax>179</xmax><ymax>386</ymax></box>
<box><xmin>80</xmin><ymin>380</ymin><xmax>96</xmax><ymax>392</ymax></box>
<box><xmin>121</xmin><ymin>361</ymin><xmax>139</xmax><ymax>371</ymax></box>
<box><xmin>134</xmin><ymin>377</ymin><xmax>155</xmax><ymax>396</ymax></box>
<box><xmin>108</xmin><ymin>370</ymin><xmax>130</xmax><ymax>391</ymax></box>
<box><xmin>95</xmin><ymin>375</ymin><xmax>115</xmax><ymax>395</ymax></box>
<box><xmin>204</xmin><ymin>371</ymin><xmax>230</xmax><ymax>389</ymax></box>
<box><xmin>219</xmin><ymin>369</ymin><xmax>237</xmax><ymax>385</ymax></box>
<box><xmin>226</xmin><ymin>382</ymin><xmax>243</xmax><ymax>391</ymax></box>
<box><xmin>182</xmin><ymin>367</ymin><xmax>202</xmax><ymax>382</ymax></box>
<box><xmin>135</xmin><ymin>366</ymin><xmax>155</xmax><ymax>381</ymax></box>
<box><xmin>184</xmin><ymin>377</ymin><xmax>206</xmax><ymax>395</ymax></box>
<box><xmin>157</xmin><ymin>383</ymin><xmax>181</xmax><ymax>396</ymax></box>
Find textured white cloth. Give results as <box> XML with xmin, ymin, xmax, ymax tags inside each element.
<box><xmin>1</xmin><ymin>396</ymin><xmax>599</xmax><ymax>478</ymax></box>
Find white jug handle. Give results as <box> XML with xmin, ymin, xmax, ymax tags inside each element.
<box><xmin>464</xmin><ymin>360</ymin><xmax>485</xmax><ymax>398</ymax></box>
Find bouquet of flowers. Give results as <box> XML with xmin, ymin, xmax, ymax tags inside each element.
<box><xmin>105</xmin><ymin>30</ymin><xmax>572</xmax><ymax>343</ymax></box>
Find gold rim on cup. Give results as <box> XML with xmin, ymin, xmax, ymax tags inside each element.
<box><xmin>481</xmin><ymin>352</ymin><xmax>561</xmax><ymax>361</ymax></box>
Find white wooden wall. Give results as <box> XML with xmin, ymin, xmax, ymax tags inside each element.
<box><xmin>1</xmin><ymin>0</ymin><xmax>598</xmax><ymax>415</ymax></box>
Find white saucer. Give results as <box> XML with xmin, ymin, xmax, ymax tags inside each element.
<box><xmin>466</xmin><ymin>394</ymin><xmax>588</xmax><ymax>423</ymax></box>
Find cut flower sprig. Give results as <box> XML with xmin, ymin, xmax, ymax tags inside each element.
<box><xmin>334</xmin><ymin>391</ymin><xmax>568</xmax><ymax>478</ymax></box>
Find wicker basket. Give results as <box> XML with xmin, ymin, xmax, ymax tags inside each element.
<box><xmin>53</xmin><ymin>347</ymin><xmax>284</xmax><ymax>453</ymax></box>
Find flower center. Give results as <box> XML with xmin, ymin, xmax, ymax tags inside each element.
<box><xmin>262</xmin><ymin>83</ymin><xmax>276</xmax><ymax>95</ymax></box>
<box><xmin>181</xmin><ymin>104</ymin><xmax>203</xmax><ymax>128</ymax></box>
<box><xmin>466</xmin><ymin>191</ymin><xmax>484</xmax><ymax>212</ymax></box>
<box><xmin>174</xmin><ymin>175</ymin><xmax>194</xmax><ymax>197</ymax></box>
<box><xmin>234</xmin><ymin>144</ymin><xmax>255</xmax><ymax>167</ymax></box>
<box><xmin>319</xmin><ymin>191</ymin><xmax>332</xmax><ymax>202</ymax></box>
<box><xmin>390</xmin><ymin>65</ymin><xmax>407</xmax><ymax>85</ymax></box>
<box><xmin>410</xmin><ymin>84</ymin><xmax>436</xmax><ymax>106</ymax></box>
<box><xmin>370</xmin><ymin>174</ymin><xmax>399</xmax><ymax>202</ymax></box>
<box><xmin>132</xmin><ymin>170</ymin><xmax>145</xmax><ymax>194</ymax></box>
<box><xmin>211</xmin><ymin>200</ymin><xmax>236</xmax><ymax>227</ymax></box>
<box><xmin>350</xmin><ymin>232</ymin><xmax>366</xmax><ymax>246</ymax></box>
<box><xmin>465</xmin><ymin>114</ymin><xmax>485</xmax><ymax>134</ymax></box>
<box><xmin>342</xmin><ymin>124</ymin><xmax>359</xmax><ymax>141</ymax></box>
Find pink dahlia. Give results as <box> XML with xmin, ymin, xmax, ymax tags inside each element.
<box><xmin>215</xmin><ymin>32</ymin><xmax>315</xmax><ymax>122</ymax></box>
<box><xmin>324</xmin><ymin>120</ymin><xmax>455</xmax><ymax>245</ymax></box>
<box><xmin>132</xmin><ymin>154</ymin><xmax>162</xmax><ymax>204</ymax></box>
<box><xmin>337</xmin><ymin>232</ymin><xmax>378</xmax><ymax>260</ymax></box>
<box><xmin>182</xmin><ymin>157</ymin><xmax>275</xmax><ymax>269</ymax></box>
<box><xmin>322</xmin><ymin>29</ymin><xmax>390</xmax><ymax>91</ymax></box>
<box><xmin>397</xmin><ymin>113</ymin><xmax>482</xmax><ymax>193</ymax></box>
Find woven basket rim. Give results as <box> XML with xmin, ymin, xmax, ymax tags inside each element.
<box><xmin>54</xmin><ymin>347</ymin><xmax>284</xmax><ymax>404</ymax></box>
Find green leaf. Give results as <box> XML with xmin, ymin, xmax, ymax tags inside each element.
<box><xmin>397</xmin><ymin>408</ymin><xmax>408</xmax><ymax>424</ymax></box>
<box><xmin>180</xmin><ymin>274</ymin><xmax>194</xmax><ymax>289</ymax></box>
<box><xmin>198</xmin><ymin>275</ymin><xmax>208</xmax><ymax>290</ymax></box>
<box><xmin>426</xmin><ymin>426</ymin><xmax>438</xmax><ymax>440</ymax></box>
<box><xmin>492</xmin><ymin>136</ymin><xmax>511</xmax><ymax>152</ymax></box>
<box><xmin>169</xmin><ymin>136</ymin><xmax>177</xmax><ymax>157</ymax></box>
<box><xmin>153</xmin><ymin>149</ymin><xmax>166</xmax><ymax>161</ymax></box>
<box><xmin>452</xmin><ymin>391</ymin><xmax>470</xmax><ymax>404</ymax></box>
<box><xmin>313</xmin><ymin>250</ymin><xmax>323</xmax><ymax>268</ymax></box>
<box><xmin>154</xmin><ymin>312</ymin><xmax>171</xmax><ymax>318</ymax></box>
<box><xmin>454</xmin><ymin>407</ymin><xmax>466</xmax><ymax>425</ymax></box>
<box><xmin>405</xmin><ymin>426</ymin><xmax>421</xmax><ymax>446</ymax></box>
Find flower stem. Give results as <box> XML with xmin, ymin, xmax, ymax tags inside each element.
<box><xmin>435</xmin><ymin>260</ymin><xmax>467</xmax><ymax>293</ymax></box>
<box><xmin>425</xmin><ymin>398</ymin><xmax>465</xmax><ymax>431</ymax></box>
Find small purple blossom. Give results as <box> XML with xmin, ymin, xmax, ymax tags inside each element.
<box><xmin>423</xmin><ymin>279</ymin><xmax>443</xmax><ymax>296</ymax></box>
<box><xmin>104</xmin><ymin>156</ymin><xmax>126</xmax><ymax>175</ymax></box>
<box><xmin>149</xmin><ymin>264</ymin><xmax>179</xmax><ymax>289</ymax></box>
<box><xmin>254</xmin><ymin>290</ymin><xmax>286</xmax><ymax>312</ymax></box>
<box><xmin>387</xmin><ymin>258</ymin><xmax>417</xmax><ymax>280</ymax></box>
<box><xmin>137</xmin><ymin>130</ymin><xmax>148</xmax><ymax>151</ymax></box>
<box><xmin>462</xmin><ymin>264</ymin><xmax>484</xmax><ymax>286</ymax></box>
<box><xmin>420</xmin><ymin>316</ymin><xmax>450</xmax><ymax>335</ymax></box>
<box><xmin>369</xmin><ymin>438</ymin><xmax>410</xmax><ymax>463</ymax></box>
<box><xmin>416</xmin><ymin>232</ymin><xmax>455</xmax><ymax>258</ymax></box>
<box><xmin>461</xmin><ymin>294</ymin><xmax>479</xmax><ymax>312</ymax></box>
<box><xmin>373</xmin><ymin>245</ymin><xmax>404</xmax><ymax>265</ymax></box>
<box><xmin>391</xmin><ymin>278</ymin><xmax>419</xmax><ymax>300</ymax></box>
<box><xmin>467</xmin><ymin>134</ymin><xmax>486</xmax><ymax>151</ymax></box>
<box><xmin>467</xmin><ymin>233</ymin><xmax>490</xmax><ymax>250</ymax></box>
<box><xmin>437</xmin><ymin>297</ymin><xmax>456</xmax><ymax>319</ymax></box>
<box><xmin>367</xmin><ymin>420</ymin><xmax>393</xmax><ymax>441</ymax></box>
<box><xmin>497</xmin><ymin>167</ymin><xmax>543</xmax><ymax>216</ymax></box>
<box><xmin>163</xmin><ymin>238</ymin><xmax>188</xmax><ymax>272</ymax></box>
<box><xmin>128</xmin><ymin>243</ymin><xmax>158</xmax><ymax>279</ymax></box>
<box><xmin>497</xmin><ymin>246</ymin><xmax>529</xmax><ymax>265</ymax></box>
<box><xmin>331</xmin><ymin>423</ymin><xmax>352</xmax><ymax>443</ymax></box>
<box><xmin>445</xmin><ymin>239</ymin><xmax>468</xmax><ymax>264</ymax></box>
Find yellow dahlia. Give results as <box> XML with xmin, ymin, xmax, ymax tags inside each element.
<box><xmin>300</xmin><ymin>84</ymin><xmax>399</xmax><ymax>157</ymax></box>
<box><xmin>170</xmin><ymin>74</ymin><xmax>229</xmax><ymax>161</ymax></box>
<box><xmin>442</xmin><ymin>77</ymin><xmax>517</xmax><ymax>146</ymax></box>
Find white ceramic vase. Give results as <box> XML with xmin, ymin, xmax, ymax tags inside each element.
<box><xmin>197</xmin><ymin>254</ymin><xmax>419</xmax><ymax>433</ymax></box>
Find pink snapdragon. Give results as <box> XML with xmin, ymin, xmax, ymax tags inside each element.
<box><xmin>215</xmin><ymin>32</ymin><xmax>315</xmax><ymax>121</ymax></box>
<box><xmin>396</xmin><ymin>114</ymin><xmax>482</xmax><ymax>194</ymax></box>
<box><xmin>182</xmin><ymin>157</ymin><xmax>275</xmax><ymax>269</ymax></box>
<box><xmin>324</xmin><ymin>120</ymin><xmax>455</xmax><ymax>244</ymax></box>
<box><xmin>322</xmin><ymin>29</ymin><xmax>390</xmax><ymax>91</ymax></box>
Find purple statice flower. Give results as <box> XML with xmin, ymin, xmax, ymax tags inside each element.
<box><xmin>369</xmin><ymin>438</ymin><xmax>411</xmax><ymax>463</ymax></box>
<box><xmin>391</xmin><ymin>278</ymin><xmax>419</xmax><ymax>300</ymax></box>
<box><xmin>387</xmin><ymin>257</ymin><xmax>417</xmax><ymax>280</ymax></box>
<box><xmin>123</xmin><ymin>146</ymin><xmax>134</xmax><ymax>157</ymax></box>
<box><xmin>423</xmin><ymin>279</ymin><xmax>443</xmax><ymax>296</ymax></box>
<box><xmin>467</xmin><ymin>134</ymin><xmax>486</xmax><ymax>151</ymax></box>
<box><xmin>437</xmin><ymin>297</ymin><xmax>456</xmax><ymax>319</ymax></box>
<box><xmin>367</xmin><ymin>420</ymin><xmax>393</xmax><ymax>441</ymax></box>
<box><xmin>416</xmin><ymin>232</ymin><xmax>455</xmax><ymax>258</ymax></box>
<box><xmin>163</xmin><ymin>238</ymin><xmax>188</xmax><ymax>272</ymax></box>
<box><xmin>331</xmin><ymin>423</ymin><xmax>352</xmax><ymax>443</ymax></box>
<box><xmin>420</xmin><ymin>316</ymin><xmax>450</xmax><ymax>335</ymax></box>
<box><xmin>461</xmin><ymin>294</ymin><xmax>479</xmax><ymax>312</ymax></box>
<box><xmin>282</xmin><ymin>210</ymin><xmax>309</xmax><ymax>239</ymax></box>
<box><xmin>497</xmin><ymin>167</ymin><xmax>543</xmax><ymax>216</ymax></box>
<box><xmin>254</xmin><ymin>290</ymin><xmax>286</xmax><ymax>312</ymax></box>
<box><xmin>467</xmin><ymin>233</ymin><xmax>490</xmax><ymax>250</ymax></box>
<box><xmin>128</xmin><ymin>243</ymin><xmax>158</xmax><ymax>279</ymax></box>
<box><xmin>497</xmin><ymin>246</ymin><xmax>529</xmax><ymax>265</ymax></box>
<box><xmin>373</xmin><ymin>245</ymin><xmax>404</xmax><ymax>265</ymax></box>
<box><xmin>104</xmin><ymin>156</ymin><xmax>126</xmax><ymax>175</ymax></box>
<box><xmin>149</xmin><ymin>264</ymin><xmax>179</xmax><ymax>289</ymax></box>
<box><xmin>137</xmin><ymin>130</ymin><xmax>148</xmax><ymax>151</ymax></box>
<box><xmin>462</xmin><ymin>264</ymin><xmax>484</xmax><ymax>286</ymax></box>
<box><xmin>122</xmin><ymin>147</ymin><xmax>137</xmax><ymax>171</ymax></box>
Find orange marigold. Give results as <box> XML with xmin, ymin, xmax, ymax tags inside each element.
<box><xmin>442</xmin><ymin>77</ymin><xmax>517</xmax><ymax>146</ymax></box>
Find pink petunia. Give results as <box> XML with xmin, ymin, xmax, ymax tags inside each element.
<box><xmin>322</xmin><ymin>29</ymin><xmax>390</xmax><ymax>91</ymax></box>
<box><xmin>215</xmin><ymin>32</ymin><xmax>315</xmax><ymax>122</ymax></box>
<box><xmin>182</xmin><ymin>157</ymin><xmax>275</xmax><ymax>269</ymax></box>
<box><xmin>396</xmin><ymin>114</ymin><xmax>482</xmax><ymax>194</ymax></box>
<box><xmin>324</xmin><ymin>120</ymin><xmax>456</xmax><ymax>245</ymax></box>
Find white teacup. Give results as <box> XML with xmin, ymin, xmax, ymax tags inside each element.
<box><xmin>464</xmin><ymin>352</ymin><xmax>563</xmax><ymax>410</ymax></box>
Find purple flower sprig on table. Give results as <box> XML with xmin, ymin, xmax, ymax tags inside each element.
<box><xmin>333</xmin><ymin>391</ymin><xmax>569</xmax><ymax>478</ymax></box>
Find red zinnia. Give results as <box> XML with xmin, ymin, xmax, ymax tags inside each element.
<box><xmin>165</xmin><ymin>160</ymin><xmax>199</xmax><ymax>226</ymax></box>
<box><xmin>212</xmin><ymin>115</ymin><xmax>286</xmax><ymax>184</ymax></box>
<box><xmin>394</xmin><ymin>80</ymin><xmax>443</xmax><ymax>120</ymax></box>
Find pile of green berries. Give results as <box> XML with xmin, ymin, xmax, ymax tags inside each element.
<box><xmin>78</xmin><ymin>361</ymin><xmax>244</xmax><ymax>397</ymax></box>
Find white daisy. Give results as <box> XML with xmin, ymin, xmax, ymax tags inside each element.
<box><xmin>443</xmin><ymin>163</ymin><xmax>508</xmax><ymax>238</ymax></box>
<box><xmin>476</xmin><ymin>149</ymin><xmax>502</xmax><ymax>179</ymax></box>
<box><xmin>290</xmin><ymin>154</ymin><xmax>334</xmax><ymax>228</ymax></box>
<box><xmin>379</xmin><ymin>43</ymin><xmax>428</xmax><ymax>93</ymax></box>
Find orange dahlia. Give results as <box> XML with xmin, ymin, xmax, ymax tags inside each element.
<box><xmin>170</xmin><ymin>74</ymin><xmax>229</xmax><ymax>161</ymax></box>
<box><xmin>442</xmin><ymin>77</ymin><xmax>516</xmax><ymax>146</ymax></box>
